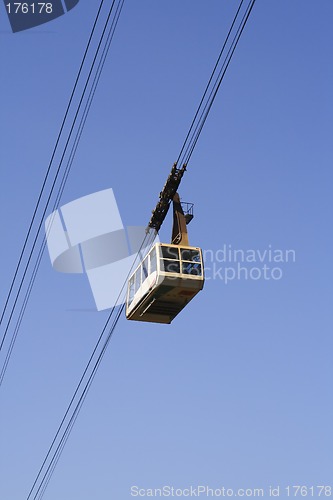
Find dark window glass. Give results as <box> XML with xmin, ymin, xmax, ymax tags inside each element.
<box><xmin>161</xmin><ymin>246</ymin><xmax>179</xmax><ymax>260</ymax></box>
<box><xmin>181</xmin><ymin>249</ymin><xmax>200</xmax><ymax>262</ymax></box>
<box><xmin>142</xmin><ymin>257</ymin><xmax>149</xmax><ymax>279</ymax></box>
<box><xmin>160</xmin><ymin>259</ymin><xmax>180</xmax><ymax>274</ymax></box>
<box><xmin>181</xmin><ymin>262</ymin><xmax>202</xmax><ymax>276</ymax></box>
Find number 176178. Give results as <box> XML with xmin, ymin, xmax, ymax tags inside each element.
<box><xmin>6</xmin><ymin>3</ymin><xmax>53</xmax><ymax>14</ymax></box>
<box><xmin>286</xmin><ymin>485</ymin><xmax>332</xmax><ymax>497</ymax></box>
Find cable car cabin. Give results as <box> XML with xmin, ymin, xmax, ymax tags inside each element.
<box><xmin>126</xmin><ymin>243</ymin><xmax>204</xmax><ymax>324</ymax></box>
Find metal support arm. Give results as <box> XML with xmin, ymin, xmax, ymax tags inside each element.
<box><xmin>148</xmin><ymin>163</ymin><xmax>186</xmax><ymax>232</ymax></box>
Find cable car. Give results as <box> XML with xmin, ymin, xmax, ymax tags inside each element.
<box><xmin>126</xmin><ymin>189</ymin><xmax>204</xmax><ymax>324</ymax></box>
<box><xmin>126</xmin><ymin>242</ymin><xmax>204</xmax><ymax>324</ymax></box>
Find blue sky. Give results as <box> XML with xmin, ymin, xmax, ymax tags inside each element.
<box><xmin>0</xmin><ymin>1</ymin><xmax>333</xmax><ymax>499</ymax></box>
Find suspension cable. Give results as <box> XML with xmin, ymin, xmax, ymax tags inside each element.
<box><xmin>0</xmin><ymin>0</ymin><xmax>125</xmax><ymax>386</ymax></box>
<box><xmin>26</xmin><ymin>229</ymin><xmax>156</xmax><ymax>500</ymax></box>
<box><xmin>149</xmin><ymin>0</ymin><xmax>256</xmax><ymax>233</ymax></box>
<box><xmin>182</xmin><ymin>0</ymin><xmax>257</xmax><ymax>166</ymax></box>
<box><xmin>176</xmin><ymin>0</ymin><xmax>246</xmax><ymax>166</ymax></box>
<box><xmin>24</xmin><ymin>1</ymin><xmax>257</xmax><ymax>496</ymax></box>
<box><xmin>0</xmin><ymin>0</ymin><xmax>106</xmax><ymax>335</ymax></box>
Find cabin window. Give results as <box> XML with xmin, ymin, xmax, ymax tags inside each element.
<box><xmin>128</xmin><ymin>276</ymin><xmax>135</xmax><ymax>305</ymax></box>
<box><xmin>161</xmin><ymin>246</ymin><xmax>179</xmax><ymax>260</ymax></box>
<box><xmin>160</xmin><ymin>246</ymin><xmax>180</xmax><ymax>274</ymax></box>
<box><xmin>134</xmin><ymin>268</ymin><xmax>141</xmax><ymax>294</ymax></box>
<box><xmin>150</xmin><ymin>248</ymin><xmax>157</xmax><ymax>274</ymax></box>
<box><xmin>142</xmin><ymin>257</ymin><xmax>149</xmax><ymax>280</ymax></box>
<box><xmin>180</xmin><ymin>249</ymin><xmax>200</xmax><ymax>262</ymax></box>
<box><xmin>180</xmin><ymin>248</ymin><xmax>202</xmax><ymax>276</ymax></box>
<box><xmin>182</xmin><ymin>262</ymin><xmax>202</xmax><ymax>276</ymax></box>
<box><xmin>161</xmin><ymin>260</ymin><xmax>180</xmax><ymax>273</ymax></box>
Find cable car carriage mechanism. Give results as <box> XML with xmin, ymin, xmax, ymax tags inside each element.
<box><xmin>126</xmin><ymin>164</ymin><xmax>204</xmax><ymax>324</ymax></box>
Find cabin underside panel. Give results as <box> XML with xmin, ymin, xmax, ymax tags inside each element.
<box><xmin>126</xmin><ymin>282</ymin><xmax>202</xmax><ymax>324</ymax></box>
